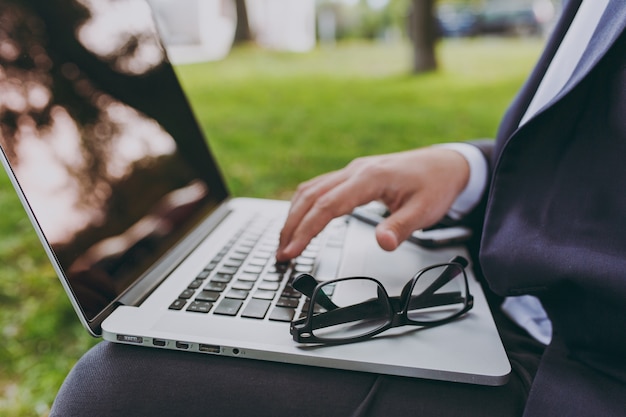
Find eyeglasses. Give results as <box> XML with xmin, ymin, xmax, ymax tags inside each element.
<box><xmin>289</xmin><ymin>256</ymin><xmax>473</xmax><ymax>345</ymax></box>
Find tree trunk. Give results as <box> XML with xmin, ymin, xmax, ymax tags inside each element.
<box><xmin>234</xmin><ymin>0</ymin><xmax>252</xmax><ymax>43</ymax></box>
<box><xmin>408</xmin><ymin>0</ymin><xmax>437</xmax><ymax>73</ymax></box>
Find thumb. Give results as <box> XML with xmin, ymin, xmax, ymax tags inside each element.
<box><xmin>374</xmin><ymin>210</ymin><xmax>419</xmax><ymax>252</ymax></box>
<box><xmin>374</xmin><ymin>201</ymin><xmax>437</xmax><ymax>251</ymax></box>
<box><xmin>375</xmin><ymin>224</ymin><xmax>400</xmax><ymax>252</ymax></box>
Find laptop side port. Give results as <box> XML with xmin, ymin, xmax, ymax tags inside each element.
<box><xmin>117</xmin><ymin>334</ymin><xmax>143</xmax><ymax>344</ymax></box>
<box><xmin>199</xmin><ymin>344</ymin><xmax>221</xmax><ymax>354</ymax></box>
<box><xmin>152</xmin><ymin>339</ymin><xmax>167</xmax><ymax>347</ymax></box>
<box><xmin>175</xmin><ymin>341</ymin><xmax>190</xmax><ymax>350</ymax></box>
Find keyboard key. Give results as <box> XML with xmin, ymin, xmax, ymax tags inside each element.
<box><xmin>241</xmin><ymin>299</ymin><xmax>271</xmax><ymax>319</ymax></box>
<box><xmin>205</xmin><ymin>261</ymin><xmax>219</xmax><ymax>270</ymax></box>
<box><xmin>196</xmin><ymin>269</ymin><xmax>211</xmax><ymax>279</ymax></box>
<box><xmin>187</xmin><ymin>301</ymin><xmax>212</xmax><ymax>313</ymax></box>
<box><xmin>232</xmin><ymin>280</ymin><xmax>254</xmax><ymax>290</ymax></box>
<box><xmin>262</xmin><ymin>273</ymin><xmax>282</xmax><ymax>282</ymax></box>
<box><xmin>204</xmin><ymin>281</ymin><xmax>226</xmax><ymax>292</ymax></box>
<box><xmin>294</xmin><ymin>264</ymin><xmax>314</xmax><ymax>273</ymax></box>
<box><xmin>178</xmin><ymin>289</ymin><xmax>195</xmax><ymax>299</ymax></box>
<box><xmin>169</xmin><ymin>299</ymin><xmax>186</xmax><ymax>310</ymax></box>
<box><xmin>295</xmin><ymin>257</ymin><xmax>315</xmax><ymax>265</ymax></box>
<box><xmin>253</xmin><ymin>290</ymin><xmax>276</xmax><ymax>300</ymax></box>
<box><xmin>276</xmin><ymin>297</ymin><xmax>299</xmax><ymax>308</ymax></box>
<box><xmin>238</xmin><ymin>273</ymin><xmax>259</xmax><ymax>282</ymax></box>
<box><xmin>229</xmin><ymin>252</ymin><xmax>247</xmax><ymax>261</ymax></box>
<box><xmin>218</xmin><ymin>266</ymin><xmax>238</xmax><ymax>275</ymax></box>
<box><xmin>256</xmin><ymin>243</ymin><xmax>276</xmax><ymax>253</ymax></box>
<box><xmin>281</xmin><ymin>286</ymin><xmax>301</xmax><ymax>298</ymax></box>
<box><xmin>269</xmin><ymin>307</ymin><xmax>296</xmax><ymax>322</ymax></box>
<box><xmin>212</xmin><ymin>273</ymin><xmax>233</xmax><ymax>283</ymax></box>
<box><xmin>225</xmin><ymin>289</ymin><xmax>249</xmax><ymax>300</ymax></box>
<box><xmin>214</xmin><ymin>298</ymin><xmax>243</xmax><ymax>316</ymax></box>
<box><xmin>253</xmin><ymin>250</ymin><xmax>272</xmax><ymax>259</ymax></box>
<box><xmin>240</xmin><ymin>237</ymin><xmax>258</xmax><ymax>246</ymax></box>
<box><xmin>188</xmin><ymin>279</ymin><xmax>204</xmax><ymax>289</ymax></box>
<box><xmin>301</xmin><ymin>249</ymin><xmax>318</xmax><ymax>258</ymax></box>
<box><xmin>195</xmin><ymin>290</ymin><xmax>220</xmax><ymax>302</ymax></box>
<box><xmin>243</xmin><ymin>265</ymin><xmax>264</xmax><ymax>274</ymax></box>
<box><xmin>233</xmin><ymin>247</ymin><xmax>252</xmax><ymax>256</ymax></box>
<box><xmin>224</xmin><ymin>259</ymin><xmax>243</xmax><ymax>268</ymax></box>
<box><xmin>258</xmin><ymin>281</ymin><xmax>279</xmax><ymax>291</ymax></box>
<box><xmin>248</xmin><ymin>257</ymin><xmax>267</xmax><ymax>266</ymax></box>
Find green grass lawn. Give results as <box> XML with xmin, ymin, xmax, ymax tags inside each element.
<box><xmin>0</xmin><ymin>38</ymin><xmax>542</xmax><ymax>416</ymax></box>
<box><xmin>177</xmin><ymin>38</ymin><xmax>541</xmax><ymax>198</ymax></box>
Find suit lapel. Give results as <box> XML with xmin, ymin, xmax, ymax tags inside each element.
<box><xmin>533</xmin><ymin>0</ymin><xmax>626</xmax><ymax>120</ymax></box>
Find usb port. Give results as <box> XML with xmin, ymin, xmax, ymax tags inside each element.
<box><xmin>153</xmin><ymin>339</ymin><xmax>166</xmax><ymax>347</ymax></box>
<box><xmin>175</xmin><ymin>341</ymin><xmax>190</xmax><ymax>350</ymax></box>
<box><xmin>199</xmin><ymin>344</ymin><xmax>221</xmax><ymax>354</ymax></box>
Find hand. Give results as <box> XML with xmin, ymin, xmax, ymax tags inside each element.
<box><xmin>276</xmin><ymin>147</ymin><xmax>470</xmax><ymax>261</ymax></box>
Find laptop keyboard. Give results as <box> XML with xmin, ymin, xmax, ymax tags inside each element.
<box><xmin>168</xmin><ymin>215</ymin><xmax>346</xmax><ymax>322</ymax></box>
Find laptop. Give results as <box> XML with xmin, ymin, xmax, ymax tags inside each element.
<box><xmin>0</xmin><ymin>0</ymin><xmax>510</xmax><ymax>385</ymax></box>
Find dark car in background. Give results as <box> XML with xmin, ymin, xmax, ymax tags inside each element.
<box><xmin>437</xmin><ymin>1</ymin><xmax>554</xmax><ymax>38</ymax></box>
<box><xmin>476</xmin><ymin>3</ymin><xmax>542</xmax><ymax>36</ymax></box>
<box><xmin>436</xmin><ymin>4</ymin><xmax>479</xmax><ymax>37</ymax></box>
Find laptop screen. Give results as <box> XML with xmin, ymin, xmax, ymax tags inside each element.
<box><xmin>0</xmin><ymin>0</ymin><xmax>228</xmax><ymax>324</ymax></box>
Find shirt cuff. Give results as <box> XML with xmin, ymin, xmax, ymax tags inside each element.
<box><xmin>433</xmin><ymin>143</ymin><xmax>489</xmax><ymax>221</ymax></box>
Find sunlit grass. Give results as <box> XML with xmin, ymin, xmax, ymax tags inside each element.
<box><xmin>176</xmin><ymin>38</ymin><xmax>540</xmax><ymax>198</ymax></box>
<box><xmin>0</xmin><ymin>37</ymin><xmax>543</xmax><ymax>416</ymax></box>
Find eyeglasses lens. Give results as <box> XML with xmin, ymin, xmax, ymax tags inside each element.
<box><xmin>407</xmin><ymin>264</ymin><xmax>468</xmax><ymax>323</ymax></box>
<box><xmin>310</xmin><ymin>279</ymin><xmax>391</xmax><ymax>341</ymax></box>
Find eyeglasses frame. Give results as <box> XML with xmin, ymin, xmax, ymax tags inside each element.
<box><xmin>290</xmin><ymin>256</ymin><xmax>474</xmax><ymax>345</ymax></box>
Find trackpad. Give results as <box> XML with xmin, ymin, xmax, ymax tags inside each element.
<box><xmin>338</xmin><ymin>218</ymin><xmax>467</xmax><ymax>295</ymax></box>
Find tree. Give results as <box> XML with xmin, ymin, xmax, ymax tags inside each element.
<box><xmin>233</xmin><ymin>0</ymin><xmax>252</xmax><ymax>43</ymax></box>
<box><xmin>407</xmin><ymin>0</ymin><xmax>437</xmax><ymax>73</ymax></box>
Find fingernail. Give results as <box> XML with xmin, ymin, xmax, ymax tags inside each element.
<box><xmin>276</xmin><ymin>244</ymin><xmax>293</xmax><ymax>261</ymax></box>
<box><xmin>377</xmin><ymin>228</ymin><xmax>399</xmax><ymax>251</ymax></box>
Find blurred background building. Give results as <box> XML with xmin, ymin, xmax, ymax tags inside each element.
<box><xmin>146</xmin><ymin>0</ymin><xmax>563</xmax><ymax>65</ymax></box>
<box><xmin>146</xmin><ymin>0</ymin><xmax>316</xmax><ymax>63</ymax></box>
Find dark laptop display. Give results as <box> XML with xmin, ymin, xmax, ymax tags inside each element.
<box><xmin>0</xmin><ymin>0</ymin><xmax>227</xmax><ymax>326</ymax></box>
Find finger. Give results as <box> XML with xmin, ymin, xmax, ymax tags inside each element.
<box><xmin>279</xmin><ymin>172</ymin><xmax>381</xmax><ymax>260</ymax></box>
<box><xmin>277</xmin><ymin>170</ymin><xmax>349</xmax><ymax>260</ymax></box>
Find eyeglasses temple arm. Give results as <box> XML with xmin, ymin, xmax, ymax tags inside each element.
<box><xmin>298</xmin><ymin>298</ymin><xmax>388</xmax><ymax>330</ymax></box>
<box><xmin>292</xmin><ymin>273</ymin><xmax>339</xmax><ymax>311</ymax></box>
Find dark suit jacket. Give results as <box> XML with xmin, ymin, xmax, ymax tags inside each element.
<box><xmin>470</xmin><ymin>1</ymin><xmax>626</xmax><ymax>415</ymax></box>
